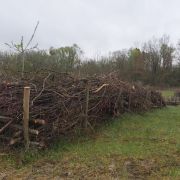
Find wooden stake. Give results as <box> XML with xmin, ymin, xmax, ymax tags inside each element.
<box><xmin>23</xmin><ymin>86</ymin><xmax>30</xmax><ymax>150</ymax></box>
<box><xmin>85</xmin><ymin>81</ymin><xmax>89</xmax><ymax>129</ymax></box>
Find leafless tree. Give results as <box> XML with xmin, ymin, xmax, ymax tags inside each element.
<box><xmin>5</xmin><ymin>21</ymin><xmax>39</xmax><ymax>78</ymax></box>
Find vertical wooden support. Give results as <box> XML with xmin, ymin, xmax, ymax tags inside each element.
<box><xmin>128</xmin><ymin>92</ymin><xmax>131</xmax><ymax>110</ymax></box>
<box><xmin>23</xmin><ymin>86</ymin><xmax>30</xmax><ymax>150</ymax></box>
<box><xmin>85</xmin><ymin>81</ymin><xmax>89</xmax><ymax>129</ymax></box>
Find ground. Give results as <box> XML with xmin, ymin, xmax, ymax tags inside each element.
<box><xmin>0</xmin><ymin>106</ymin><xmax>179</xmax><ymax>179</ymax></box>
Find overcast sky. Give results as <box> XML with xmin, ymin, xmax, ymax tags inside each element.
<box><xmin>0</xmin><ymin>0</ymin><xmax>180</xmax><ymax>57</ymax></box>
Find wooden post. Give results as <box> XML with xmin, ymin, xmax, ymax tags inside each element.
<box><xmin>85</xmin><ymin>81</ymin><xmax>89</xmax><ymax>129</ymax></box>
<box><xmin>128</xmin><ymin>92</ymin><xmax>131</xmax><ymax>110</ymax></box>
<box><xmin>23</xmin><ymin>86</ymin><xmax>30</xmax><ymax>150</ymax></box>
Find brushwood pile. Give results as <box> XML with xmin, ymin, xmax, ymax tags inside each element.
<box><xmin>0</xmin><ymin>72</ymin><xmax>165</xmax><ymax>148</ymax></box>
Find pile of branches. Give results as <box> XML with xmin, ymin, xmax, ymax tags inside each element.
<box><xmin>0</xmin><ymin>72</ymin><xmax>166</xmax><ymax>148</ymax></box>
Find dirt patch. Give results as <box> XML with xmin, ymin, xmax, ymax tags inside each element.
<box><xmin>123</xmin><ymin>158</ymin><xmax>159</xmax><ymax>179</ymax></box>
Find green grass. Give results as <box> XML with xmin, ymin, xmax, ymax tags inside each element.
<box><xmin>161</xmin><ymin>90</ymin><xmax>175</xmax><ymax>98</ymax></box>
<box><xmin>0</xmin><ymin>106</ymin><xmax>180</xmax><ymax>179</ymax></box>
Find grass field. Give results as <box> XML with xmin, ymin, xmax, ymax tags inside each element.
<box><xmin>0</xmin><ymin>106</ymin><xmax>180</xmax><ymax>179</ymax></box>
<box><xmin>161</xmin><ymin>90</ymin><xmax>175</xmax><ymax>98</ymax></box>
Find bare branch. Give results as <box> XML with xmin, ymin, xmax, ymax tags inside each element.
<box><xmin>31</xmin><ymin>73</ymin><xmax>51</xmax><ymax>105</ymax></box>
<box><xmin>25</xmin><ymin>21</ymin><xmax>39</xmax><ymax>50</ymax></box>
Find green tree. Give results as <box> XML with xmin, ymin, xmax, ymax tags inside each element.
<box><xmin>49</xmin><ymin>44</ymin><xmax>82</xmax><ymax>72</ymax></box>
<box><xmin>128</xmin><ymin>48</ymin><xmax>144</xmax><ymax>81</ymax></box>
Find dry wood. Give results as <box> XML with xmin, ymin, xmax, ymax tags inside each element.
<box><xmin>9</xmin><ymin>137</ymin><xmax>22</xmax><ymax>145</ymax></box>
<box><xmin>0</xmin><ymin>116</ymin><xmax>12</xmax><ymax>120</ymax></box>
<box><xmin>12</xmin><ymin>130</ymin><xmax>22</xmax><ymax>138</ymax></box>
<box><xmin>30</xmin><ymin>141</ymin><xmax>45</xmax><ymax>147</ymax></box>
<box><xmin>10</xmin><ymin>125</ymin><xmax>39</xmax><ymax>135</ymax></box>
<box><xmin>31</xmin><ymin>119</ymin><xmax>46</xmax><ymax>125</ymax></box>
<box><xmin>93</xmin><ymin>84</ymin><xmax>109</xmax><ymax>93</ymax></box>
<box><xmin>23</xmin><ymin>87</ymin><xmax>30</xmax><ymax>150</ymax></box>
<box><xmin>0</xmin><ymin>120</ymin><xmax>13</xmax><ymax>134</ymax></box>
<box><xmin>0</xmin><ymin>121</ymin><xmax>39</xmax><ymax>135</ymax></box>
<box><xmin>84</xmin><ymin>81</ymin><xmax>90</xmax><ymax>128</ymax></box>
<box><xmin>0</xmin><ymin>72</ymin><xmax>165</xmax><ymax>148</ymax></box>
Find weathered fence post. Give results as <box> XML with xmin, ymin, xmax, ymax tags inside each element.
<box><xmin>85</xmin><ymin>81</ymin><xmax>89</xmax><ymax>129</ymax></box>
<box><xmin>23</xmin><ymin>86</ymin><xmax>30</xmax><ymax>150</ymax></box>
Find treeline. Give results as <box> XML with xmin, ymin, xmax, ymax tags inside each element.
<box><xmin>0</xmin><ymin>35</ymin><xmax>180</xmax><ymax>86</ymax></box>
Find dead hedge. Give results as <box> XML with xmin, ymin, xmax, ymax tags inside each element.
<box><xmin>0</xmin><ymin>72</ymin><xmax>165</xmax><ymax>148</ymax></box>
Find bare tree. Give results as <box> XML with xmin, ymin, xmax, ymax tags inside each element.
<box><xmin>142</xmin><ymin>38</ymin><xmax>161</xmax><ymax>84</ymax></box>
<box><xmin>5</xmin><ymin>21</ymin><xmax>39</xmax><ymax>78</ymax></box>
<box><xmin>160</xmin><ymin>35</ymin><xmax>174</xmax><ymax>71</ymax></box>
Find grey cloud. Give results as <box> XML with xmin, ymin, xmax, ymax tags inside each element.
<box><xmin>0</xmin><ymin>0</ymin><xmax>180</xmax><ymax>57</ymax></box>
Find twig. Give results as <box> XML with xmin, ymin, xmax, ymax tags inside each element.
<box><xmin>93</xmin><ymin>84</ymin><xmax>109</xmax><ymax>93</ymax></box>
<box><xmin>31</xmin><ymin>73</ymin><xmax>51</xmax><ymax>105</ymax></box>
<box><xmin>0</xmin><ymin>119</ymin><xmax>13</xmax><ymax>134</ymax></box>
<box><xmin>25</xmin><ymin>21</ymin><xmax>39</xmax><ymax>50</ymax></box>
